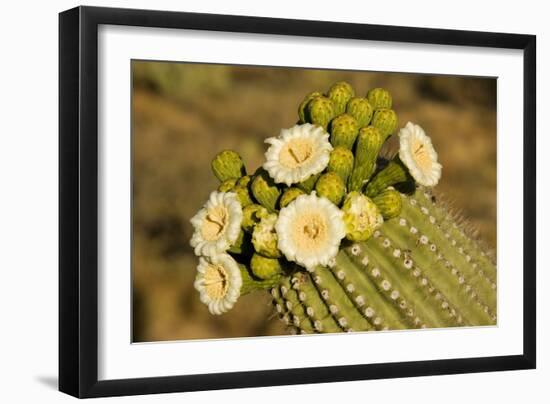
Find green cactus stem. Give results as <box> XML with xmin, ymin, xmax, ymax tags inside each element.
<box><xmin>348</xmin><ymin>126</ymin><xmax>384</xmax><ymax>192</ymax></box>
<box><xmin>328</xmin><ymin>82</ymin><xmax>355</xmax><ymax>115</ymax></box>
<box><xmin>346</xmin><ymin>97</ymin><xmax>374</xmax><ymax>128</ymax></box>
<box><xmin>329</xmin><ymin>114</ymin><xmax>359</xmax><ymax>149</ymax></box>
<box><xmin>251</xmin><ymin>168</ymin><xmax>281</xmax><ymax>212</ymax></box>
<box><xmin>315</xmin><ymin>172</ymin><xmax>346</xmax><ymax>206</ymax></box>
<box><xmin>268</xmin><ymin>188</ymin><xmax>496</xmax><ymax>333</ymax></box>
<box><xmin>211</xmin><ymin>150</ymin><xmax>246</xmax><ymax>182</ymax></box>
<box><xmin>367</xmin><ymin>88</ymin><xmax>393</xmax><ymax>109</ymax></box>
<box><xmin>365</xmin><ymin>159</ymin><xmax>412</xmax><ymax>197</ymax></box>
<box><xmin>371</xmin><ymin>108</ymin><xmax>398</xmax><ymax>140</ymax></box>
<box><xmin>306</xmin><ymin>96</ymin><xmax>335</xmax><ymax>129</ymax></box>
<box><xmin>298</xmin><ymin>91</ymin><xmax>322</xmax><ymax>123</ymax></box>
<box><xmin>327</xmin><ymin>146</ymin><xmax>354</xmax><ymax>185</ymax></box>
<box><xmin>372</xmin><ymin>188</ymin><xmax>403</xmax><ymax>219</ymax></box>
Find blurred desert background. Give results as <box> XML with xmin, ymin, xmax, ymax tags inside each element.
<box><xmin>131</xmin><ymin>61</ymin><xmax>496</xmax><ymax>342</ymax></box>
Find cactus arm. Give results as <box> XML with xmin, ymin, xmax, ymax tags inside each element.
<box><xmin>350</xmin><ymin>242</ymin><xmax>444</xmax><ymax>329</ymax></box>
<box><xmin>415</xmin><ymin>191</ymin><xmax>497</xmax><ymax>282</ymax></box>
<box><xmin>367</xmin><ymin>227</ymin><xmax>467</xmax><ymax>328</ymax></box>
<box><xmin>334</xmin><ymin>252</ymin><xmax>407</xmax><ymax>330</ymax></box>
<box><xmin>382</xmin><ymin>213</ymin><xmax>495</xmax><ymax>325</ymax></box>
<box><xmin>309</xmin><ymin>267</ymin><xmax>374</xmax><ymax>332</ymax></box>
<box><xmin>291</xmin><ymin>272</ymin><xmax>343</xmax><ymax>333</ymax></box>
<box><xmin>400</xmin><ymin>196</ymin><xmax>497</xmax><ymax>313</ymax></box>
<box><xmin>270</xmin><ymin>286</ymin><xmax>300</xmax><ymax>334</ymax></box>
<box><xmin>278</xmin><ymin>277</ymin><xmax>316</xmax><ymax>333</ymax></box>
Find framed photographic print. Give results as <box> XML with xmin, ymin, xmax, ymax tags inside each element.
<box><xmin>59</xmin><ymin>6</ymin><xmax>536</xmax><ymax>398</ymax></box>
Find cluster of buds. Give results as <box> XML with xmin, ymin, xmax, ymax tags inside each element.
<box><xmin>190</xmin><ymin>82</ymin><xmax>442</xmax><ymax>315</ymax></box>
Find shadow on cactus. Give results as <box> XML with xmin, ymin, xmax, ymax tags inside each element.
<box><xmin>190</xmin><ymin>82</ymin><xmax>496</xmax><ymax>334</ymax></box>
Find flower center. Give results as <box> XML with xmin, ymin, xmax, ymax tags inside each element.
<box><xmin>411</xmin><ymin>138</ymin><xmax>432</xmax><ymax>171</ymax></box>
<box><xmin>279</xmin><ymin>139</ymin><xmax>314</xmax><ymax>168</ymax></box>
<box><xmin>292</xmin><ymin>212</ymin><xmax>328</xmax><ymax>253</ymax></box>
<box><xmin>203</xmin><ymin>264</ymin><xmax>229</xmax><ymax>299</ymax></box>
<box><xmin>201</xmin><ymin>205</ymin><xmax>228</xmax><ymax>241</ymax></box>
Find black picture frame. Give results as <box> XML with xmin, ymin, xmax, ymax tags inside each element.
<box><xmin>59</xmin><ymin>5</ymin><xmax>536</xmax><ymax>398</ymax></box>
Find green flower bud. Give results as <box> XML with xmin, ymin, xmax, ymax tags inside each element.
<box><xmin>298</xmin><ymin>91</ymin><xmax>322</xmax><ymax>123</ymax></box>
<box><xmin>342</xmin><ymin>191</ymin><xmax>383</xmax><ymax>241</ymax></box>
<box><xmin>217</xmin><ymin>178</ymin><xmax>238</xmax><ymax>192</ymax></box>
<box><xmin>328</xmin><ymin>81</ymin><xmax>355</xmax><ymax>115</ymax></box>
<box><xmin>242</xmin><ymin>204</ymin><xmax>269</xmax><ymax>233</ymax></box>
<box><xmin>252</xmin><ymin>213</ymin><xmax>280</xmax><ymax>258</ymax></box>
<box><xmin>251</xmin><ymin>168</ymin><xmax>281</xmax><ymax>212</ymax></box>
<box><xmin>371</xmin><ymin>108</ymin><xmax>398</xmax><ymax>140</ymax></box>
<box><xmin>346</xmin><ymin>97</ymin><xmax>374</xmax><ymax>128</ymax></box>
<box><xmin>237</xmin><ymin>175</ymin><xmax>252</xmax><ymax>188</ymax></box>
<box><xmin>372</xmin><ymin>188</ymin><xmax>403</xmax><ymax>219</ymax></box>
<box><xmin>234</xmin><ymin>184</ymin><xmax>253</xmax><ymax>207</ymax></box>
<box><xmin>279</xmin><ymin>187</ymin><xmax>305</xmax><ymax>208</ymax></box>
<box><xmin>297</xmin><ymin>173</ymin><xmax>320</xmax><ymax>193</ymax></box>
<box><xmin>306</xmin><ymin>96</ymin><xmax>335</xmax><ymax>129</ymax></box>
<box><xmin>211</xmin><ymin>150</ymin><xmax>246</xmax><ymax>182</ymax></box>
<box><xmin>315</xmin><ymin>172</ymin><xmax>346</xmax><ymax>206</ymax></box>
<box><xmin>365</xmin><ymin>159</ymin><xmax>411</xmax><ymax>197</ymax></box>
<box><xmin>367</xmin><ymin>87</ymin><xmax>392</xmax><ymax>109</ymax></box>
<box><xmin>329</xmin><ymin>114</ymin><xmax>359</xmax><ymax>149</ymax></box>
<box><xmin>348</xmin><ymin>126</ymin><xmax>384</xmax><ymax>191</ymax></box>
<box><xmin>327</xmin><ymin>146</ymin><xmax>354</xmax><ymax>185</ymax></box>
<box><xmin>250</xmin><ymin>253</ymin><xmax>283</xmax><ymax>280</ymax></box>
<box><xmin>354</xmin><ymin>126</ymin><xmax>384</xmax><ymax>166</ymax></box>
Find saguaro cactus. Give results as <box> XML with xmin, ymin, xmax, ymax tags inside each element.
<box><xmin>189</xmin><ymin>82</ymin><xmax>496</xmax><ymax>334</ymax></box>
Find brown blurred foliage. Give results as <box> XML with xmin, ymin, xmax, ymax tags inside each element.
<box><xmin>132</xmin><ymin>61</ymin><xmax>496</xmax><ymax>342</ymax></box>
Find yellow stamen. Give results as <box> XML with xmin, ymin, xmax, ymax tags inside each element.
<box><xmin>201</xmin><ymin>206</ymin><xmax>228</xmax><ymax>241</ymax></box>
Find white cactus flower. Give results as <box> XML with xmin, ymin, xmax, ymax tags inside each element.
<box><xmin>263</xmin><ymin>123</ymin><xmax>333</xmax><ymax>186</ymax></box>
<box><xmin>194</xmin><ymin>253</ymin><xmax>242</xmax><ymax>315</ymax></box>
<box><xmin>276</xmin><ymin>193</ymin><xmax>346</xmax><ymax>271</ymax></box>
<box><xmin>190</xmin><ymin>191</ymin><xmax>243</xmax><ymax>257</ymax></box>
<box><xmin>398</xmin><ymin>122</ymin><xmax>442</xmax><ymax>187</ymax></box>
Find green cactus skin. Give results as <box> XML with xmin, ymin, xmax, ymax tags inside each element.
<box><xmin>329</xmin><ymin>114</ymin><xmax>359</xmax><ymax>149</ymax></box>
<box><xmin>306</xmin><ymin>96</ymin><xmax>335</xmax><ymax>129</ymax></box>
<box><xmin>268</xmin><ymin>189</ymin><xmax>496</xmax><ymax>334</ymax></box>
<box><xmin>250</xmin><ymin>253</ymin><xmax>283</xmax><ymax>280</ymax></box>
<box><xmin>346</xmin><ymin>97</ymin><xmax>374</xmax><ymax>128</ymax></box>
<box><xmin>365</xmin><ymin>160</ymin><xmax>411</xmax><ymax>197</ymax></box>
<box><xmin>251</xmin><ymin>168</ymin><xmax>281</xmax><ymax>212</ymax></box>
<box><xmin>328</xmin><ymin>82</ymin><xmax>355</xmax><ymax>116</ymax></box>
<box><xmin>348</xmin><ymin>126</ymin><xmax>384</xmax><ymax>192</ymax></box>
<box><xmin>298</xmin><ymin>91</ymin><xmax>323</xmax><ymax>123</ymax></box>
<box><xmin>367</xmin><ymin>88</ymin><xmax>393</xmax><ymax>110</ymax></box>
<box><xmin>315</xmin><ymin>172</ymin><xmax>346</xmax><ymax>206</ymax></box>
<box><xmin>211</xmin><ymin>150</ymin><xmax>246</xmax><ymax>182</ymax></box>
<box><xmin>242</xmin><ymin>204</ymin><xmax>268</xmax><ymax>233</ymax></box>
<box><xmin>240</xmin><ymin>265</ymin><xmax>282</xmax><ymax>296</ymax></box>
<box><xmin>327</xmin><ymin>146</ymin><xmax>354</xmax><ymax>185</ymax></box>
<box><xmin>297</xmin><ymin>173</ymin><xmax>320</xmax><ymax>193</ymax></box>
<box><xmin>371</xmin><ymin>108</ymin><xmax>398</xmax><ymax>140</ymax></box>
<box><xmin>372</xmin><ymin>188</ymin><xmax>403</xmax><ymax>219</ymax></box>
<box><xmin>280</xmin><ymin>187</ymin><xmax>306</xmax><ymax>208</ymax></box>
